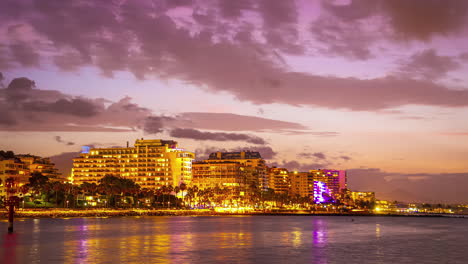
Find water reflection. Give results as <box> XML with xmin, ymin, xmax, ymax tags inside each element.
<box><xmin>2</xmin><ymin>233</ymin><xmax>17</xmax><ymax>264</ymax></box>
<box><xmin>312</xmin><ymin>219</ymin><xmax>328</xmax><ymax>264</ymax></box>
<box><xmin>1</xmin><ymin>216</ymin><xmax>467</xmax><ymax>264</ymax></box>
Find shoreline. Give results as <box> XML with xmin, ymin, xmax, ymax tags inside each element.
<box><xmin>1</xmin><ymin>208</ymin><xmax>466</xmax><ymax>219</ymax></box>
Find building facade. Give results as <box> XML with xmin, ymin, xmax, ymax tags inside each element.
<box><xmin>0</xmin><ymin>158</ymin><xmax>30</xmax><ymax>198</ymax></box>
<box><xmin>72</xmin><ymin>139</ymin><xmax>195</xmax><ymax>189</ymax></box>
<box><xmin>207</xmin><ymin>151</ymin><xmax>268</xmax><ymax>191</ymax></box>
<box><xmin>312</xmin><ymin>169</ymin><xmax>347</xmax><ymax>203</ymax></box>
<box><xmin>192</xmin><ymin>161</ymin><xmax>246</xmax><ymax>190</ymax></box>
<box><xmin>16</xmin><ymin>154</ymin><xmax>62</xmax><ymax>181</ymax></box>
<box><xmin>289</xmin><ymin>171</ymin><xmax>314</xmax><ymax>198</ymax></box>
<box><xmin>268</xmin><ymin>167</ymin><xmax>290</xmax><ymax>194</ymax></box>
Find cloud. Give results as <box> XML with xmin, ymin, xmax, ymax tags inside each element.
<box><xmin>195</xmin><ymin>145</ymin><xmax>277</xmax><ymax>160</ymax></box>
<box><xmin>269</xmin><ymin>160</ymin><xmax>329</xmax><ymax>172</ymax></box>
<box><xmin>298</xmin><ymin>152</ymin><xmax>327</xmax><ymax>160</ymax></box>
<box><xmin>1</xmin><ymin>75</ymin><xmax>310</xmax><ymax>134</ymax></box>
<box><xmin>48</xmin><ymin>151</ymin><xmax>80</xmax><ymax>177</ymax></box>
<box><xmin>310</xmin><ymin>14</ymin><xmax>377</xmax><ymax>60</ymax></box>
<box><xmin>169</xmin><ymin>128</ymin><xmax>266</xmax><ymax>145</ymax></box>
<box><xmin>171</xmin><ymin>112</ymin><xmax>308</xmax><ymax>132</ymax></box>
<box><xmin>322</xmin><ymin>0</ymin><xmax>468</xmax><ymax>41</ymax></box>
<box><xmin>54</xmin><ymin>136</ymin><xmax>75</xmax><ymax>146</ymax></box>
<box><xmin>0</xmin><ymin>0</ymin><xmax>467</xmax><ymax>112</ymax></box>
<box><xmin>396</xmin><ymin>49</ymin><xmax>461</xmax><ymax>80</ymax></box>
<box><xmin>347</xmin><ymin>168</ymin><xmax>468</xmax><ymax>203</ymax></box>
<box><xmin>9</xmin><ymin>41</ymin><xmax>40</xmax><ymax>67</ymax></box>
<box><xmin>0</xmin><ymin>77</ymin><xmax>152</xmax><ymax>132</ymax></box>
<box><xmin>340</xmin><ymin>155</ymin><xmax>351</xmax><ymax>161</ymax></box>
<box><xmin>143</xmin><ymin>116</ymin><xmax>173</xmax><ymax>134</ymax></box>
<box><xmin>381</xmin><ymin>0</ymin><xmax>468</xmax><ymax>40</ymax></box>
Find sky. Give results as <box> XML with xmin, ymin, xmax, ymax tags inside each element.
<box><xmin>0</xmin><ymin>0</ymin><xmax>468</xmax><ymax>203</ymax></box>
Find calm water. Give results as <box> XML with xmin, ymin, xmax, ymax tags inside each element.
<box><xmin>1</xmin><ymin>215</ymin><xmax>467</xmax><ymax>263</ymax></box>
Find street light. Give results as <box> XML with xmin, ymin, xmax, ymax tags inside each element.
<box><xmin>66</xmin><ymin>200</ymin><xmax>69</xmax><ymax>208</ymax></box>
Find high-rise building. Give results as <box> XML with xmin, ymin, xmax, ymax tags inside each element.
<box><xmin>71</xmin><ymin>139</ymin><xmax>195</xmax><ymax>189</ymax></box>
<box><xmin>16</xmin><ymin>154</ymin><xmax>62</xmax><ymax>181</ymax></box>
<box><xmin>192</xmin><ymin>161</ymin><xmax>246</xmax><ymax>190</ymax></box>
<box><xmin>312</xmin><ymin>169</ymin><xmax>347</xmax><ymax>203</ymax></box>
<box><xmin>268</xmin><ymin>167</ymin><xmax>290</xmax><ymax>194</ymax></box>
<box><xmin>207</xmin><ymin>151</ymin><xmax>268</xmax><ymax>191</ymax></box>
<box><xmin>289</xmin><ymin>171</ymin><xmax>314</xmax><ymax>198</ymax></box>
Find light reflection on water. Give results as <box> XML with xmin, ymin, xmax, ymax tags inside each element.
<box><xmin>1</xmin><ymin>216</ymin><xmax>468</xmax><ymax>264</ymax></box>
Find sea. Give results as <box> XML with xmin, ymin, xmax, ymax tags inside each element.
<box><xmin>1</xmin><ymin>215</ymin><xmax>467</xmax><ymax>263</ymax></box>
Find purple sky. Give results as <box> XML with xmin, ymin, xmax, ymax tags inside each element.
<box><xmin>1</xmin><ymin>0</ymin><xmax>468</xmax><ymax>203</ymax></box>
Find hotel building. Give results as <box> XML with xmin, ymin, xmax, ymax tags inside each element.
<box><xmin>71</xmin><ymin>139</ymin><xmax>195</xmax><ymax>189</ymax></box>
<box><xmin>289</xmin><ymin>171</ymin><xmax>314</xmax><ymax>197</ymax></box>
<box><xmin>268</xmin><ymin>167</ymin><xmax>290</xmax><ymax>194</ymax></box>
<box><xmin>16</xmin><ymin>154</ymin><xmax>62</xmax><ymax>181</ymax></box>
<box><xmin>192</xmin><ymin>161</ymin><xmax>246</xmax><ymax>190</ymax></box>
<box><xmin>312</xmin><ymin>169</ymin><xmax>347</xmax><ymax>203</ymax></box>
<box><xmin>206</xmin><ymin>151</ymin><xmax>268</xmax><ymax>191</ymax></box>
<box><xmin>0</xmin><ymin>158</ymin><xmax>30</xmax><ymax>198</ymax></box>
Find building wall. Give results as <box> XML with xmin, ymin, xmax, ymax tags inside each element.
<box><xmin>72</xmin><ymin>139</ymin><xmax>194</xmax><ymax>189</ymax></box>
<box><xmin>312</xmin><ymin>169</ymin><xmax>347</xmax><ymax>203</ymax></box>
<box><xmin>268</xmin><ymin>167</ymin><xmax>290</xmax><ymax>194</ymax></box>
<box><xmin>192</xmin><ymin>161</ymin><xmax>246</xmax><ymax>190</ymax></box>
<box><xmin>289</xmin><ymin>171</ymin><xmax>314</xmax><ymax>198</ymax></box>
<box><xmin>207</xmin><ymin>151</ymin><xmax>268</xmax><ymax>190</ymax></box>
<box><xmin>0</xmin><ymin>159</ymin><xmax>30</xmax><ymax>197</ymax></box>
<box><xmin>17</xmin><ymin>155</ymin><xmax>62</xmax><ymax>180</ymax></box>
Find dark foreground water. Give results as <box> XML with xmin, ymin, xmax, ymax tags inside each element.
<box><xmin>1</xmin><ymin>215</ymin><xmax>467</xmax><ymax>263</ymax></box>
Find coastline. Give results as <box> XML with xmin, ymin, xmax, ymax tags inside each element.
<box><xmin>1</xmin><ymin>208</ymin><xmax>466</xmax><ymax>219</ymax></box>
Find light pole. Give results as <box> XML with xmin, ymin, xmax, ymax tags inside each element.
<box><xmin>66</xmin><ymin>200</ymin><xmax>69</xmax><ymax>208</ymax></box>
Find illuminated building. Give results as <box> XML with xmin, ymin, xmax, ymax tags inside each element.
<box><xmin>289</xmin><ymin>171</ymin><xmax>314</xmax><ymax>197</ymax></box>
<box><xmin>72</xmin><ymin>139</ymin><xmax>195</xmax><ymax>189</ymax></box>
<box><xmin>350</xmin><ymin>191</ymin><xmax>375</xmax><ymax>203</ymax></box>
<box><xmin>0</xmin><ymin>158</ymin><xmax>30</xmax><ymax>198</ymax></box>
<box><xmin>16</xmin><ymin>154</ymin><xmax>62</xmax><ymax>181</ymax></box>
<box><xmin>192</xmin><ymin>161</ymin><xmax>246</xmax><ymax>190</ymax></box>
<box><xmin>206</xmin><ymin>151</ymin><xmax>268</xmax><ymax>191</ymax></box>
<box><xmin>312</xmin><ymin>169</ymin><xmax>347</xmax><ymax>203</ymax></box>
<box><xmin>313</xmin><ymin>181</ymin><xmax>331</xmax><ymax>203</ymax></box>
<box><xmin>268</xmin><ymin>167</ymin><xmax>290</xmax><ymax>194</ymax></box>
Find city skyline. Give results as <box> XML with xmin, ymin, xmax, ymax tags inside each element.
<box><xmin>1</xmin><ymin>0</ymin><xmax>468</xmax><ymax>203</ymax></box>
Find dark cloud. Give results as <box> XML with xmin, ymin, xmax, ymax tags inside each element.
<box><xmin>322</xmin><ymin>0</ymin><xmax>378</xmax><ymax>21</ymax></box>
<box><xmin>340</xmin><ymin>155</ymin><xmax>351</xmax><ymax>161</ymax></box>
<box><xmin>195</xmin><ymin>145</ymin><xmax>277</xmax><ymax>160</ymax></box>
<box><xmin>310</xmin><ymin>15</ymin><xmax>376</xmax><ymax>60</ymax></box>
<box><xmin>143</xmin><ymin>116</ymin><xmax>172</xmax><ymax>134</ymax></box>
<box><xmin>0</xmin><ymin>76</ymin><xmax>309</xmax><ymax>133</ymax></box>
<box><xmin>54</xmin><ymin>136</ymin><xmax>75</xmax><ymax>146</ymax></box>
<box><xmin>396</xmin><ymin>49</ymin><xmax>461</xmax><ymax>80</ymax></box>
<box><xmin>217</xmin><ymin>0</ymin><xmax>252</xmax><ymax>18</ymax></box>
<box><xmin>0</xmin><ymin>77</ymin><xmax>152</xmax><ymax>132</ymax></box>
<box><xmin>298</xmin><ymin>152</ymin><xmax>327</xmax><ymax>160</ymax></box>
<box><xmin>24</xmin><ymin>98</ymin><xmax>101</xmax><ymax>117</ymax></box>
<box><xmin>322</xmin><ymin>0</ymin><xmax>468</xmax><ymax>41</ymax></box>
<box><xmin>459</xmin><ymin>53</ymin><xmax>468</xmax><ymax>62</ymax></box>
<box><xmin>9</xmin><ymin>42</ymin><xmax>40</xmax><ymax>67</ymax></box>
<box><xmin>348</xmin><ymin>168</ymin><xmax>468</xmax><ymax>203</ymax></box>
<box><xmin>382</xmin><ymin>0</ymin><xmax>468</xmax><ymax>40</ymax></box>
<box><xmin>172</xmin><ymin>112</ymin><xmax>308</xmax><ymax>132</ymax></box>
<box><xmin>170</xmin><ymin>128</ymin><xmax>266</xmax><ymax>145</ymax></box>
<box><xmin>0</xmin><ymin>0</ymin><xmax>467</xmax><ymax>111</ymax></box>
<box><xmin>269</xmin><ymin>160</ymin><xmax>329</xmax><ymax>172</ymax></box>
